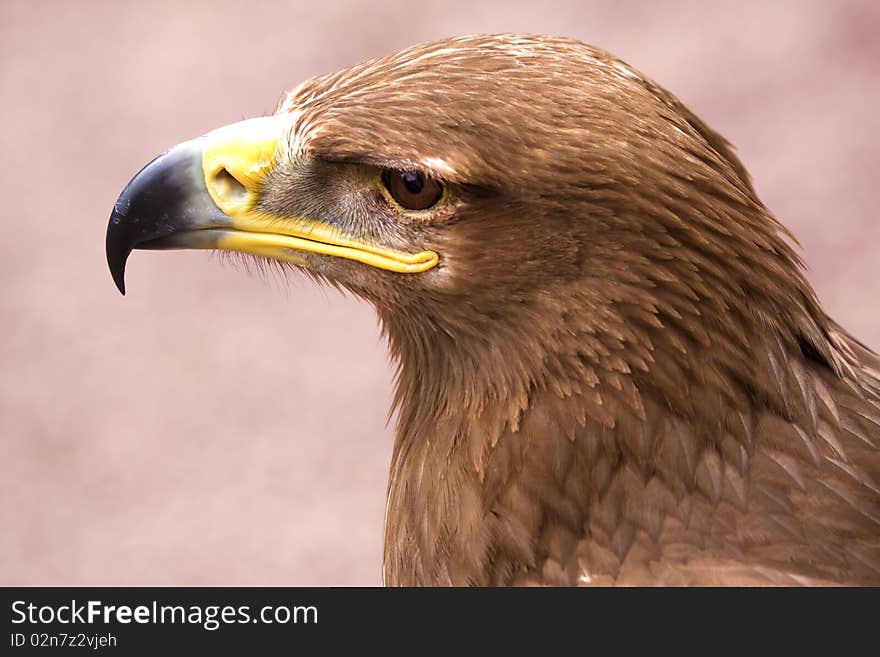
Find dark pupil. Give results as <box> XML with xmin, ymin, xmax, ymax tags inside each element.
<box><xmin>401</xmin><ymin>171</ymin><xmax>425</xmax><ymax>195</ymax></box>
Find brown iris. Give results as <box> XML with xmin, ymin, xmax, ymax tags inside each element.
<box><xmin>381</xmin><ymin>169</ymin><xmax>444</xmax><ymax>211</ymax></box>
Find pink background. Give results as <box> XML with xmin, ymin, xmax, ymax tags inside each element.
<box><xmin>1</xmin><ymin>0</ymin><xmax>878</xmax><ymax>585</ymax></box>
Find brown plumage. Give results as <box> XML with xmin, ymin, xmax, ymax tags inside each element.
<box><xmin>108</xmin><ymin>34</ymin><xmax>880</xmax><ymax>585</ymax></box>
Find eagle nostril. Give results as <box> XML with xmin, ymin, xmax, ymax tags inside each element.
<box><xmin>208</xmin><ymin>167</ymin><xmax>249</xmax><ymax>209</ymax></box>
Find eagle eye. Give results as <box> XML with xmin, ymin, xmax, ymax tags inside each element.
<box><xmin>381</xmin><ymin>169</ymin><xmax>444</xmax><ymax>211</ymax></box>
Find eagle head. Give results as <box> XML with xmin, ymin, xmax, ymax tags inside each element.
<box><xmin>106</xmin><ymin>35</ymin><xmax>879</xmax><ymax>586</ymax></box>
<box><xmin>107</xmin><ymin>34</ymin><xmax>830</xmax><ymax>374</ymax></box>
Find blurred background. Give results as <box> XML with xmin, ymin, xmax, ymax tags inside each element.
<box><xmin>1</xmin><ymin>0</ymin><xmax>878</xmax><ymax>585</ymax></box>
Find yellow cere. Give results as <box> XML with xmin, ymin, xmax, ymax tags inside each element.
<box><xmin>203</xmin><ymin>115</ymin><xmax>284</xmax><ymax>217</ymax></box>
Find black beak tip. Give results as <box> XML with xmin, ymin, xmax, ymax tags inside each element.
<box><xmin>105</xmin><ymin>144</ymin><xmax>215</xmax><ymax>295</ymax></box>
<box><xmin>112</xmin><ymin>270</ymin><xmax>127</xmax><ymax>296</ymax></box>
<box><xmin>106</xmin><ymin>213</ymin><xmax>130</xmax><ymax>296</ymax></box>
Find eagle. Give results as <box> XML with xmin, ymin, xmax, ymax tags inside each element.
<box><xmin>106</xmin><ymin>34</ymin><xmax>880</xmax><ymax>586</ymax></box>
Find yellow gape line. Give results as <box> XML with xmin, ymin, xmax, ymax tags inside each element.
<box><xmin>200</xmin><ymin>116</ymin><xmax>439</xmax><ymax>274</ymax></box>
<box><xmin>214</xmin><ymin>230</ymin><xmax>439</xmax><ymax>272</ymax></box>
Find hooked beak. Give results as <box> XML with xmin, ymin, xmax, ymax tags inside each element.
<box><xmin>106</xmin><ymin>116</ymin><xmax>439</xmax><ymax>294</ymax></box>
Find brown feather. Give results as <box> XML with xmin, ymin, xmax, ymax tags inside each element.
<box><xmin>271</xmin><ymin>34</ymin><xmax>880</xmax><ymax>585</ymax></box>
